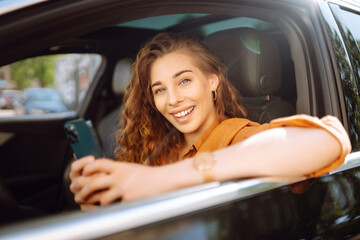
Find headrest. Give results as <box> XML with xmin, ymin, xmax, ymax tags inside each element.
<box><xmin>204</xmin><ymin>27</ymin><xmax>281</xmax><ymax>97</ymax></box>
<box><xmin>112</xmin><ymin>58</ymin><xmax>132</xmax><ymax>95</ymax></box>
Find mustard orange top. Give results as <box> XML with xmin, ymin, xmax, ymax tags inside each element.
<box><xmin>183</xmin><ymin>114</ymin><xmax>351</xmax><ymax>178</ymax></box>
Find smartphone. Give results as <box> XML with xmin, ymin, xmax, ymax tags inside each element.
<box><xmin>64</xmin><ymin>119</ymin><xmax>103</xmax><ymax>160</ymax></box>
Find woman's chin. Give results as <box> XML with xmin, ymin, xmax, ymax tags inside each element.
<box><xmin>174</xmin><ymin>122</ymin><xmax>200</xmax><ymax>135</ymax></box>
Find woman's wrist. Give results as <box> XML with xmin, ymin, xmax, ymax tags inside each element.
<box><xmin>193</xmin><ymin>152</ymin><xmax>217</xmax><ymax>183</ymax></box>
<box><xmin>158</xmin><ymin>158</ymin><xmax>204</xmax><ymax>190</ymax></box>
<box><xmin>154</xmin><ymin>152</ymin><xmax>220</xmax><ymax>194</ymax></box>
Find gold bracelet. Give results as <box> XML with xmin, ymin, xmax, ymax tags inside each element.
<box><xmin>193</xmin><ymin>152</ymin><xmax>217</xmax><ymax>183</ymax></box>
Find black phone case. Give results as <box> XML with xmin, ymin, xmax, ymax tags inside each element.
<box><xmin>64</xmin><ymin>119</ymin><xmax>103</xmax><ymax>159</ymax></box>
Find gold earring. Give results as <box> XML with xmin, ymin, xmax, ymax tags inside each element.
<box><xmin>212</xmin><ymin>90</ymin><xmax>217</xmax><ymax>101</ymax></box>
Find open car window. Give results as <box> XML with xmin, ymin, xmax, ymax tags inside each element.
<box><xmin>0</xmin><ymin>54</ymin><xmax>102</xmax><ymax>117</ymax></box>
<box><xmin>0</xmin><ymin>1</ymin><xmax>359</xmax><ymax>239</ymax></box>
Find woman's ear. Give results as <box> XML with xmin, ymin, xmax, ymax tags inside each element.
<box><xmin>209</xmin><ymin>74</ymin><xmax>220</xmax><ymax>91</ymax></box>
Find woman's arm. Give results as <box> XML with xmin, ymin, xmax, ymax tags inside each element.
<box><xmin>206</xmin><ymin>127</ymin><xmax>340</xmax><ymax>180</ymax></box>
<box><xmin>163</xmin><ymin>126</ymin><xmax>341</xmax><ymax>189</ymax></box>
<box><xmin>73</xmin><ymin>126</ymin><xmax>343</xmax><ymax>206</ymax></box>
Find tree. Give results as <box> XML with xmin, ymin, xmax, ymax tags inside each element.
<box><xmin>10</xmin><ymin>55</ymin><xmax>57</xmax><ymax>89</ymax></box>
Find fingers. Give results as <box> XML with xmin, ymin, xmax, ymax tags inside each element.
<box><xmin>70</xmin><ymin>173</ymin><xmax>107</xmax><ymax>193</ymax></box>
<box><xmin>79</xmin><ymin>175</ymin><xmax>113</xmax><ymax>201</ymax></box>
<box><xmin>85</xmin><ymin>192</ymin><xmax>102</xmax><ymax>204</ymax></box>
<box><xmin>69</xmin><ymin>159</ymin><xmax>147</xmax><ymax>207</ymax></box>
<box><xmin>80</xmin><ymin>203</ymin><xmax>100</xmax><ymax>211</ymax></box>
<box><xmin>82</xmin><ymin>159</ymin><xmax>119</xmax><ymax>176</ymax></box>
<box><xmin>69</xmin><ymin>175</ymin><xmax>87</xmax><ymax>194</ymax></box>
<box><xmin>80</xmin><ymin>189</ymin><xmax>123</xmax><ymax>207</ymax></box>
<box><xmin>69</xmin><ymin>156</ymin><xmax>96</xmax><ymax>180</ymax></box>
<box><xmin>69</xmin><ymin>157</ymin><xmax>120</xmax><ymax>208</ymax></box>
<box><xmin>70</xmin><ymin>172</ymin><xmax>107</xmax><ymax>205</ymax></box>
<box><xmin>74</xmin><ymin>187</ymin><xmax>102</xmax><ymax>205</ymax></box>
<box><xmin>97</xmin><ymin>189</ymin><xmax>124</xmax><ymax>206</ymax></box>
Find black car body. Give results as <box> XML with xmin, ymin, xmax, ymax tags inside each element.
<box><xmin>0</xmin><ymin>0</ymin><xmax>359</xmax><ymax>239</ymax></box>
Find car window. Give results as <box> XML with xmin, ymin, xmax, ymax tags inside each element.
<box><xmin>337</xmin><ymin>6</ymin><xmax>360</xmax><ymax>85</ymax></box>
<box><xmin>327</xmin><ymin>3</ymin><xmax>360</xmax><ymax>151</ymax></box>
<box><xmin>338</xmin><ymin>8</ymin><xmax>360</xmax><ymax>47</ymax></box>
<box><xmin>0</xmin><ymin>53</ymin><xmax>102</xmax><ymax>117</ymax></box>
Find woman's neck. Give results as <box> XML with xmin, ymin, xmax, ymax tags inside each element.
<box><xmin>183</xmin><ymin>113</ymin><xmax>219</xmax><ymax>150</ymax></box>
<box><xmin>183</xmin><ymin>133</ymin><xmax>200</xmax><ymax>150</ymax></box>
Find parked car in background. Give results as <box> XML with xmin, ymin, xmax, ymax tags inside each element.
<box><xmin>22</xmin><ymin>88</ymin><xmax>67</xmax><ymax>114</ymax></box>
<box><xmin>0</xmin><ymin>89</ymin><xmax>22</xmax><ymax>109</ymax></box>
<box><xmin>0</xmin><ymin>0</ymin><xmax>360</xmax><ymax>239</ymax></box>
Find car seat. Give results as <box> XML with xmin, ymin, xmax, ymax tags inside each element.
<box><xmin>97</xmin><ymin>58</ymin><xmax>132</xmax><ymax>159</ymax></box>
<box><xmin>203</xmin><ymin>27</ymin><xmax>295</xmax><ymax>123</ymax></box>
<box><xmin>62</xmin><ymin>58</ymin><xmax>133</xmax><ymax>209</ymax></box>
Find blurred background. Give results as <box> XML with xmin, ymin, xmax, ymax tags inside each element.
<box><xmin>0</xmin><ymin>54</ymin><xmax>102</xmax><ymax>117</ymax></box>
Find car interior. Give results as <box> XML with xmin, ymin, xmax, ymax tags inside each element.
<box><xmin>92</xmin><ymin>14</ymin><xmax>298</xmax><ymax>158</ymax></box>
<box><xmin>0</xmin><ymin>12</ymin><xmax>301</xmax><ymax>225</ymax></box>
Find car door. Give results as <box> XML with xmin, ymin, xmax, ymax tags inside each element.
<box><xmin>0</xmin><ymin>52</ymin><xmax>103</xmax><ymax>221</ymax></box>
<box><xmin>0</xmin><ymin>0</ymin><xmax>359</xmax><ymax>239</ymax></box>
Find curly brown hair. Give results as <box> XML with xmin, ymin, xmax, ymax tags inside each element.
<box><xmin>114</xmin><ymin>32</ymin><xmax>246</xmax><ymax>165</ymax></box>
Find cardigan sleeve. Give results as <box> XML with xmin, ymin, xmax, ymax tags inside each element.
<box><xmin>202</xmin><ymin>114</ymin><xmax>350</xmax><ymax>178</ymax></box>
<box><xmin>268</xmin><ymin>114</ymin><xmax>351</xmax><ymax>177</ymax></box>
<box><xmin>231</xmin><ymin>114</ymin><xmax>351</xmax><ymax>177</ymax></box>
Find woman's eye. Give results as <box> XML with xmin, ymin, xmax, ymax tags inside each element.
<box><xmin>154</xmin><ymin>88</ymin><xmax>165</xmax><ymax>94</ymax></box>
<box><xmin>180</xmin><ymin>79</ymin><xmax>190</xmax><ymax>85</ymax></box>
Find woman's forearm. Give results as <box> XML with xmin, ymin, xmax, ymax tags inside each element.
<box><xmin>161</xmin><ymin>127</ymin><xmax>341</xmax><ymax>187</ymax></box>
<box><xmin>213</xmin><ymin>127</ymin><xmax>341</xmax><ymax>179</ymax></box>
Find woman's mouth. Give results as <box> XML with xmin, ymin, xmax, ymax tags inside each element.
<box><xmin>173</xmin><ymin>106</ymin><xmax>195</xmax><ymax>118</ymax></box>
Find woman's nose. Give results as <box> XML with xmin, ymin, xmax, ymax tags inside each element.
<box><xmin>167</xmin><ymin>88</ymin><xmax>184</xmax><ymax>106</ymax></box>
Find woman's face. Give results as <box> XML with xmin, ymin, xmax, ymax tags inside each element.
<box><xmin>150</xmin><ymin>51</ymin><xmax>219</xmax><ymax>137</ymax></box>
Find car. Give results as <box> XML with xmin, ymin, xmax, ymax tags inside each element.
<box><xmin>0</xmin><ymin>89</ymin><xmax>22</xmax><ymax>109</ymax></box>
<box><xmin>0</xmin><ymin>0</ymin><xmax>360</xmax><ymax>239</ymax></box>
<box><xmin>22</xmin><ymin>88</ymin><xmax>68</xmax><ymax>114</ymax></box>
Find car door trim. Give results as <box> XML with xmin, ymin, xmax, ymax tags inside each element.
<box><xmin>0</xmin><ymin>179</ymin><xmax>290</xmax><ymax>240</ymax></box>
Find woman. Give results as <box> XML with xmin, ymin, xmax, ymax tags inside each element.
<box><xmin>70</xmin><ymin>33</ymin><xmax>351</xmax><ymax>210</ymax></box>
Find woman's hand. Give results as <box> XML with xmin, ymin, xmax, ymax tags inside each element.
<box><xmin>69</xmin><ymin>156</ymin><xmax>103</xmax><ymax>210</ymax></box>
<box><xmin>72</xmin><ymin>159</ymin><xmax>180</xmax><ymax>207</ymax></box>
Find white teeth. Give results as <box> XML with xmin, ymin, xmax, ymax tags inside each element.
<box><xmin>174</xmin><ymin>106</ymin><xmax>194</xmax><ymax>118</ymax></box>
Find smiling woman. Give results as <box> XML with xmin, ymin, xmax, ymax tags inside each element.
<box><xmin>151</xmin><ymin>52</ymin><xmax>220</xmax><ymax>157</ymax></box>
<box><xmin>118</xmin><ymin>33</ymin><xmax>246</xmax><ymax>166</ymax></box>
<box><xmin>69</xmin><ymin>32</ymin><xmax>351</xmax><ymax>210</ymax></box>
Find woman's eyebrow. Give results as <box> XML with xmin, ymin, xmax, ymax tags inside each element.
<box><xmin>151</xmin><ymin>81</ymin><xmax>161</xmax><ymax>88</ymax></box>
<box><xmin>151</xmin><ymin>70</ymin><xmax>193</xmax><ymax>88</ymax></box>
<box><xmin>173</xmin><ymin>70</ymin><xmax>192</xmax><ymax>78</ymax></box>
